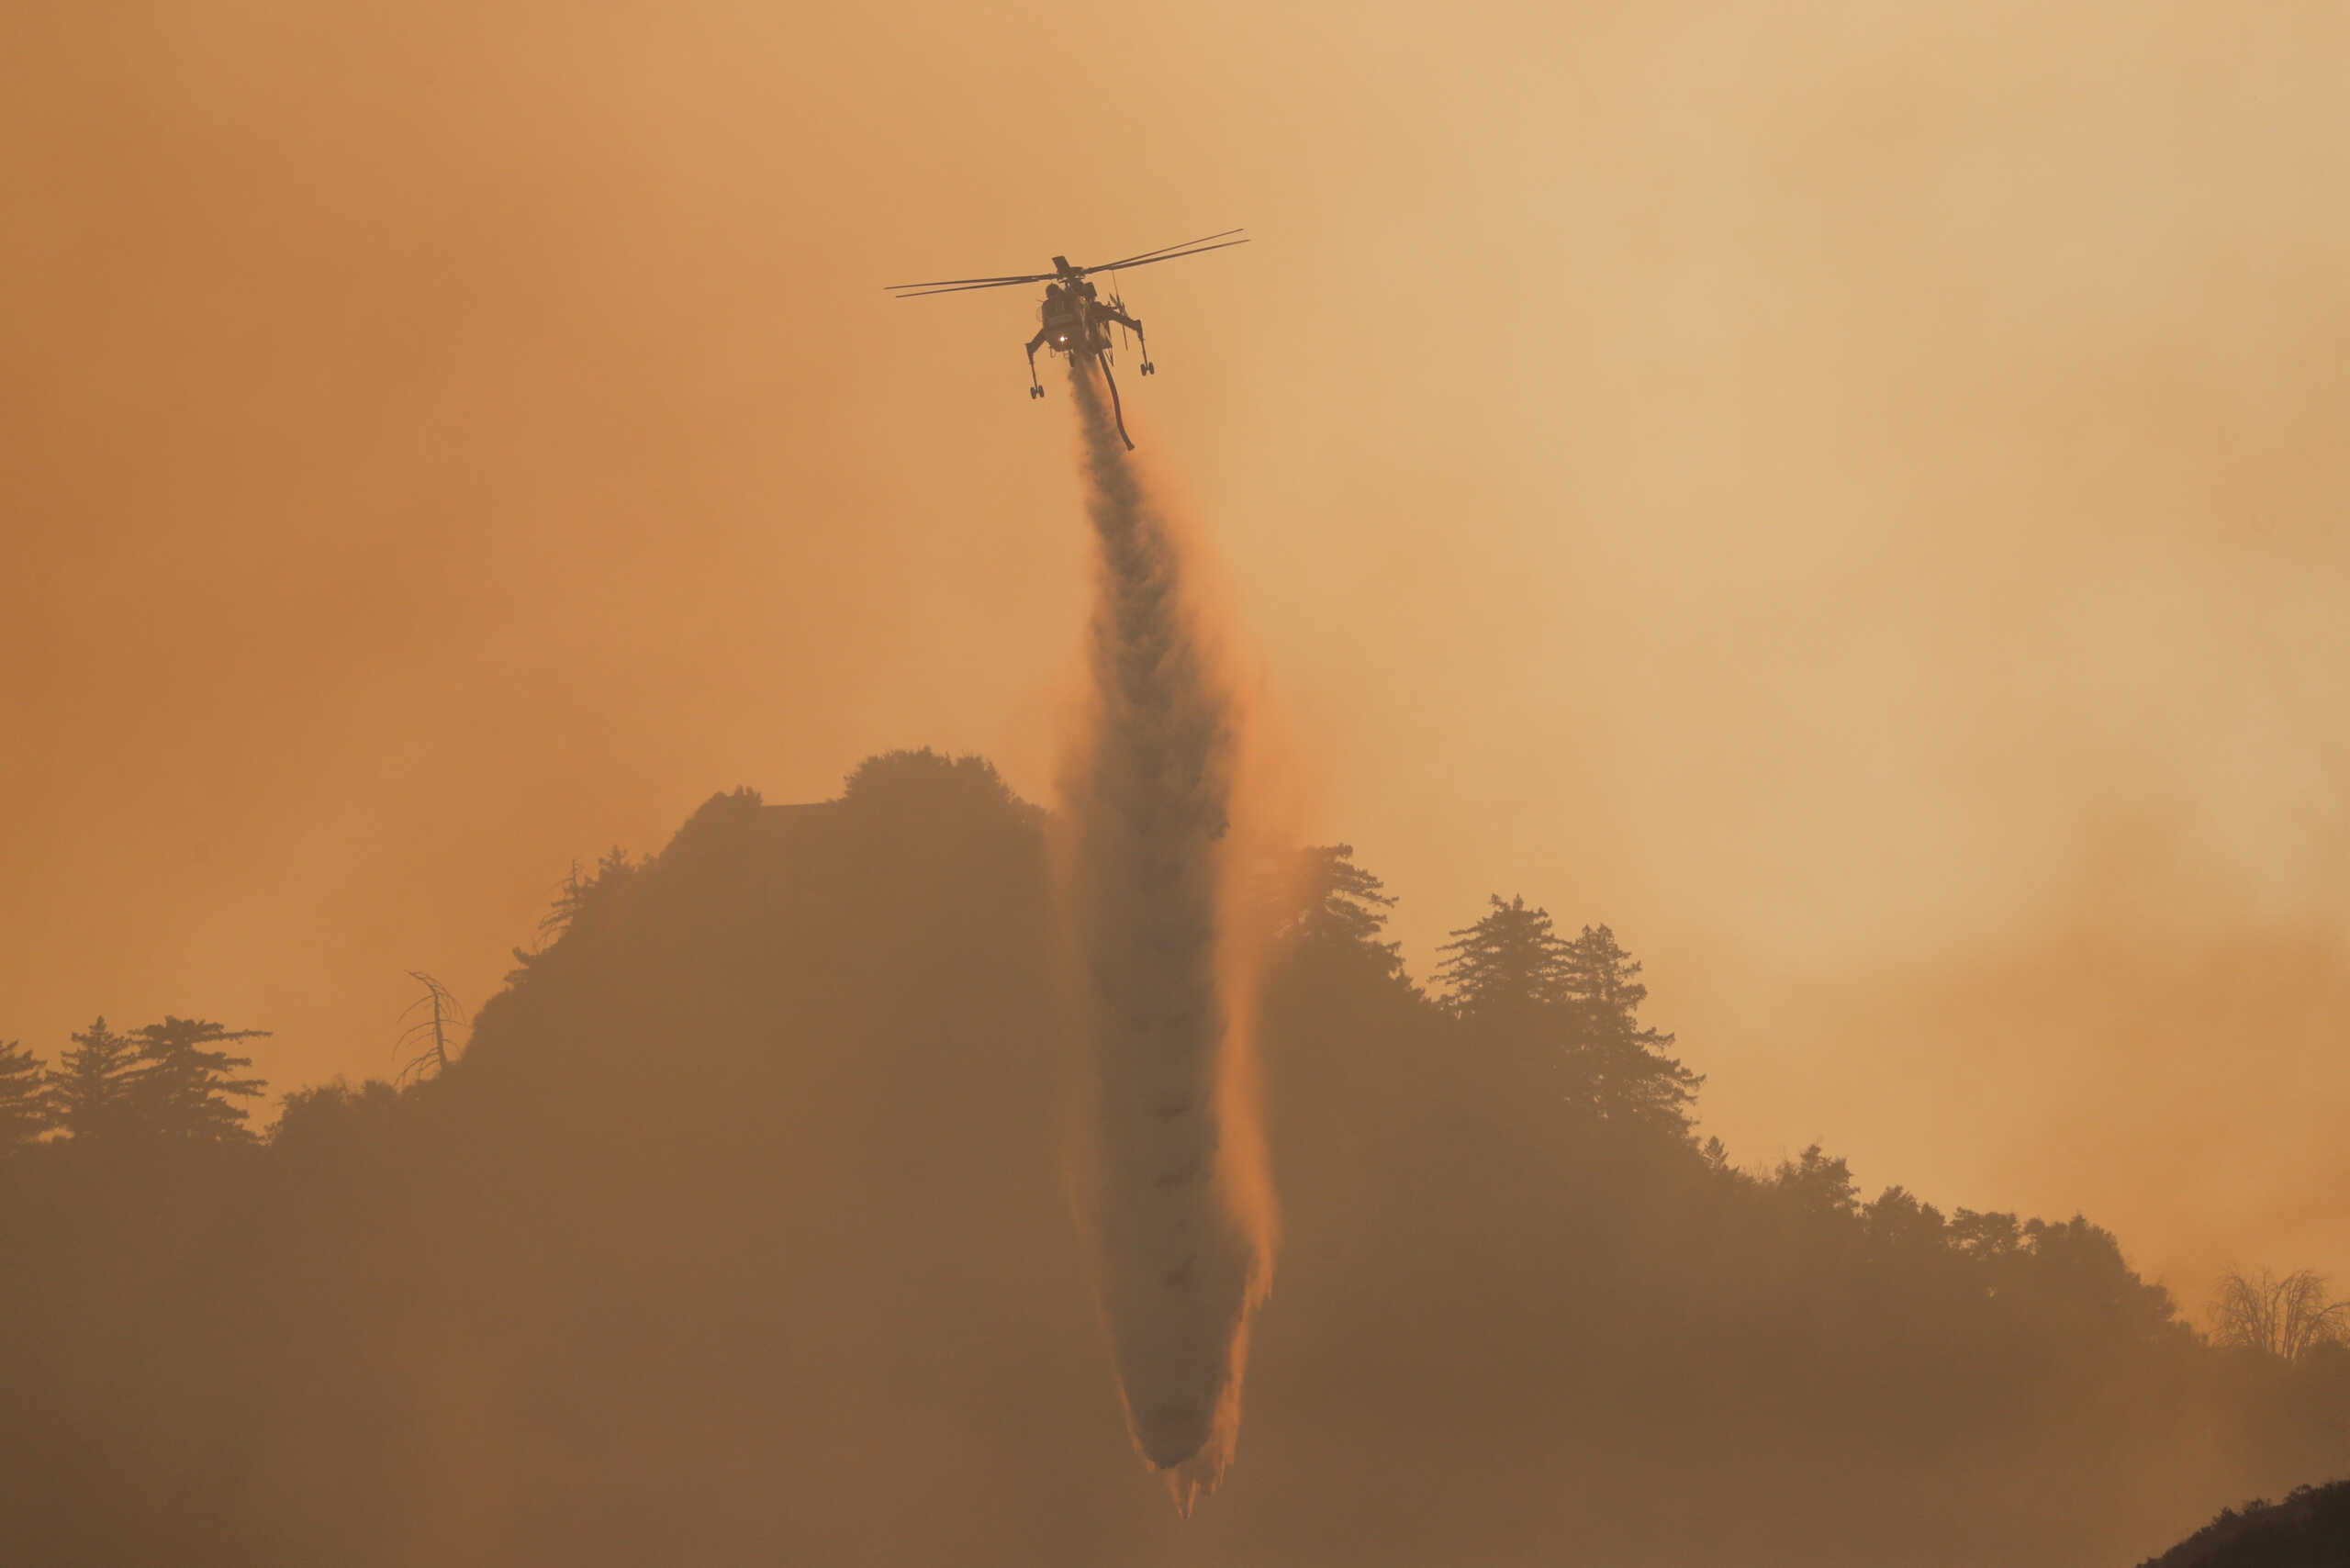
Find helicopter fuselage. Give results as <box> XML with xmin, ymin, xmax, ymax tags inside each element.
<box><xmin>1037</xmin><ymin>272</ymin><xmax>1119</xmax><ymax>362</ymax></box>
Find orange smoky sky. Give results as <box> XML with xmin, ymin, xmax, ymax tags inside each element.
<box><xmin>5</xmin><ymin>2</ymin><xmax>2346</xmax><ymax>1305</ymax></box>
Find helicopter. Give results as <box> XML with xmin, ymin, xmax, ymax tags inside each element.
<box><xmin>886</xmin><ymin>230</ymin><xmax>1248</xmax><ymax>449</ymax></box>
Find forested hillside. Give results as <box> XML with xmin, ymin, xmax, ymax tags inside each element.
<box><xmin>2140</xmin><ymin>1481</ymin><xmax>2350</xmax><ymax>1566</ymax></box>
<box><xmin>0</xmin><ymin>750</ymin><xmax>2342</xmax><ymax>1565</ymax></box>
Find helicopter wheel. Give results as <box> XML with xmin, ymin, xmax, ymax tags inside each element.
<box><xmin>1140</xmin><ymin>362</ymin><xmax>1155</xmax><ymax>375</ymax></box>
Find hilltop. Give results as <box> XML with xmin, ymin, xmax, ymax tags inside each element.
<box><xmin>0</xmin><ymin>750</ymin><xmax>2341</xmax><ymax>1565</ymax></box>
<box><xmin>2141</xmin><ymin>1481</ymin><xmax>2350</xmax><ymax>1567</ymax></box>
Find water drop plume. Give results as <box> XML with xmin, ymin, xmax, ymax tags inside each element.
<box><xmin>1056</xmin><ymin>357</ymin><xmax>1280</xmax><ymax>1515</ymax></box>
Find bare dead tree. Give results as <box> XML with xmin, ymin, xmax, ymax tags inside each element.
<box><xmin>2211</xmin><ymin>1268</ymin><xmax>2350</xmax><ymax>1361</ymax></box>
<box><xmin>395</xmin><ymin>971</ymin><xmax>466</xmax><ymax>1086</ymax></box>
<box><xmin>540</xmin><ymin>860</ymin><xmax>591</xmax><ymax>942</ymax></box>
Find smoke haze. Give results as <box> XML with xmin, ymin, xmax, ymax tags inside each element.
<box><xmin>5</xmin><ymin>0</ymin><xmax>2348</xmax><ymax>1312</ymax></box>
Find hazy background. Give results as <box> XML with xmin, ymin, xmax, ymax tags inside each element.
<box><xmin>5</xmin><ymin>1</ymin><xmax>2345</xmax><ymax>1304</ymax></box>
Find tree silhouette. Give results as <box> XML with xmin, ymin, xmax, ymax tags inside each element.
<box><xmin>2211</xmin><ymin>1269</ymin><xmax>2350</xmax><ymax>1361</ymax></box>
<box><xmin>1554</xmin><ymin>924</ymin><xmax>1703</xmax><ymax>1132</ymax></box>
<box><xmin>540</xmin><ymin>856</ymin><xmax>610</xmax><ymax>942</ymax></box>
<box><xmin>1436</xmin><ymin>894</ymin><xmax>1567</xmax><ymax>1019</ymax></box>
<box><xmin>1438</xmin><ymin>903</ymin><xmax>1700</xmax><ymax>1131</ymax></box>
<box><xmin>840</xmin><ymin>747</ymin><xmax>1017</xmax><ymax>812</ymax></box>
<box><xmin>125</xmin><ymin>1016</ymin><xmax>270</xmax><ymax>1142</ymax></box>
<box><xmin>1774</xmin><ymin>1142</ymin><xmax>1861</xmax><ymax>1215</ymax></box>
<box><xmin>1863</xmin><ymin>1183</ymin><xmax>1948</xmax><ymax>1249</ymax></box>
<box><xmin>510</xmin><ymin>848</ymin><xmax>641</xmax><ymax>982</ymax></box>
<box><xmin>395</xmin><ymin>971</ymin><xmax>464</xmax><ymax>1085</ymax></box>
<box><xmin>2020</xmin><ymin>1215</ymin><xmax>2180</xmax><ymax>1341</ymax></box>
<box><xmin>1285</xmin><ymin>845</ymin><xmax>1408</xmax><ymax>983</ymax></box>
<box><xmin>1951</xmin><ymin>1206</ymin><xmax>2025</xmax><ymax>1260</ymax></box>
<box><xmin>0</xmin><ymin>1038</ymin><xmax>52</xmax><ymax>1148</ymax></box>
<box><xmin>50</xmin><ymin>1016</ymin><xmax>141</xmax><ymax>1140</ymax></box>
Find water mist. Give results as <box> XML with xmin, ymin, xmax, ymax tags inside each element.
<box><xmin>1057</xmin><ymin>358</ymin><xmax>1278</xmax><ymax>1513</ymax></box>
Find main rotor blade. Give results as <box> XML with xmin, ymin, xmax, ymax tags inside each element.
<box><xmin>1086</xmin><ymin>228</ymin><xmax>1247</xmax><ymax>274</ymax></box>
<box><xmin>885</xmin><ymin>269</ymin><xmax>1055</xmax><ymax>294</ymax></box>
<box><xmin>1079</xmin><ymin>237</ymin><xmax>1250</xmax><ymax>279</ymax></box>
<box><xmin>889</xmin><ymin>276</ymin><xmax>1056</xmax><ymax>299</ymax></box>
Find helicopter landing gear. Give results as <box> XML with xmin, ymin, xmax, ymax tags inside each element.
<box><xmin>1139</xmin><ymin>361</ymin><xmax>1155</xmax><ymax>376</ymax></box>
<box><xmin>1024</xmin><ymin>331</ymin><xmax>1047</xmax><ymax>400</ymax></box>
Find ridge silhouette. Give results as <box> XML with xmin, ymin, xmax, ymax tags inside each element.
<box><xmin>0</xmin><ymin>755</ymin><xmax>2341</xmax><ymax>1564</ymax></box>
<box><xmin>2139</xmin><ymin>1480</ymin><xmax>2350</xmax><ymax>1567</ymax></box>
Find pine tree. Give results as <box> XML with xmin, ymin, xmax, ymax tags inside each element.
<box><xmin>1554</xmin><ymin>924</ymin><xmax>1703</xmax><ymax>1133</ymax></box>
<box><xmin>50</xmin><ymin>1017</ymin><xmax>141</xmax><ymax>1140</ymax></box>
<box><xmin>1437</xmin><ymin>904</ymin><xmax>1704</xmax><ymax>1135</ymax></box>
<box><xmin>0</xmin><ymin>1038</ymin><xmax>52</xmax><ymax>1148</ymax></box>
<box><xmin>1435</xmin><ymin>894</ymin><xmax>1566</xmax><ymax>1019</ymax></box>
<box><xmin>1286</xmin><ymin>845</ymin><xmax>1407</xmax><ymax>984</ymax></box>
<box><xmin>125</xmin><ymin>1017</ymin><xmax>270</xmax><ymax>1143</ymax></box>
<box><xmin>511</xmin><ymin>847</ymin><xmax>642</xmax><ymax>982</ymax></box>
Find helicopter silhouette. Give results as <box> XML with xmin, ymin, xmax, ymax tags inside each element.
<box><xmin>886</xmin><ymin>230</ymin><xmax>1248</xmax><ymax>449</ymax></box>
